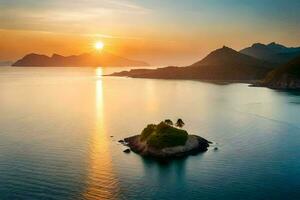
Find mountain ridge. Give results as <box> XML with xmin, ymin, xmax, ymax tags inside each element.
<box><xmin>12</xmin><ymin>51</ymin><xmax>149</xmax><ymax>67</ymax></box>
<box><xmin>240</xmin><ymin>42</ymin><xmax>300</xmax><ymax>64</ymax></box>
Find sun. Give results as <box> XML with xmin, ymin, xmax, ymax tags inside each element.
<box><xmin>95</xmin><ymin>41</ymin><xmax>104</xmax><ymax>50</ymax></box>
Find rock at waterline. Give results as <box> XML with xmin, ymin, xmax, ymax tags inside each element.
<box><xmin>123</xmin><ymin>149</ymin><xmax>131</xmax><ymax>153</ymax></box>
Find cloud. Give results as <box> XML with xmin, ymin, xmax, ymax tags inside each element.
<box><xmin>0</xmin><ymin>0</ymin><xmax>151</xmax><ymax>34</ymax></box>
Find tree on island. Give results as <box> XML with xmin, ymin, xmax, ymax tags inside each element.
<box><xmin>164</xmin><ymin>119</ymin><xmax>173</xmax><ymax>126</ymax></box>
<box><xmin>140</xmin><ymin>121</ymin><xmax>188</xmax><ymax>149</ymax></box>
<box><xmin>176</xmin><ymin>118</ymin><xmax>185</xmax><ymax>128</ymax></box>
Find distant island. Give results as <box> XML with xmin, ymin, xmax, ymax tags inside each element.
<box><xmin>122</xmin><ymin>119</ymin><xmax>211</xmax><ymax>158</ymax></box>
<box><xmin>12</xmin><ymin>51</ymin><xmax>149</xmax><ymax>67</ymax></box>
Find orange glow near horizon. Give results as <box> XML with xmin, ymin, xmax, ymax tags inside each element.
<box><xmin>0</xmin><ymin>29</ymin><xmax>249</xmax><ymax>66</ymax></box>
<box><xmin>1</xmin><ymin>1</ymin><xmax>300</xmax><ymax>66</ymax></box>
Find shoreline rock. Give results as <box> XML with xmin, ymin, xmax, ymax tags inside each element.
<box><xmin>250</xmin><ymin>80</ymin><xmax>300</xmax><ymax>90</ymax></box>
<box><xmin>124</xmin><ymin>135</ymin><xmax>211</xmax><ymax>159</ymax></box>
<box><xmin>123</xmin><ymin>149</ymin><xmax>131</xmax><ymax>153</ymax></box>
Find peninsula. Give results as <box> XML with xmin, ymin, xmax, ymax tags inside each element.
<box><xmin>109</xmin><ymin>43</ymin><xmax>300</xmax><ymax>89</ymax></box>
<box><xmin>109</xmin><ymin>46</ymin><xmax>272</xmax><ymax>82</ymax></box>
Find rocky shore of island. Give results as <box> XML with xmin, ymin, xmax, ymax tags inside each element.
<box><xmin>124</xmin><ymin>134</ymin><xmax>210</xmax><ymax>158</ymax></box>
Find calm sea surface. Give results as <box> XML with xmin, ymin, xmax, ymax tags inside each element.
<box><xmin>0</xmin><ymin>67</ymin><xmax>299</xmax><ymax>200</ymax></box>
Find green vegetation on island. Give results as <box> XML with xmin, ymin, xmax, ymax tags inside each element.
<box><xmin>141</xmin><ymin>120</ymin><xmax>188</xmax><ymax>149</ymax></box>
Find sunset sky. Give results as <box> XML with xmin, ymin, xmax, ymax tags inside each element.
<box><xmin>0</xmin><ymin>0</ymin><xmax>300</xmax><ymax>65</ymax></box>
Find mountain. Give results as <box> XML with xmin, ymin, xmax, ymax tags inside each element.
<box><xmin>240</xmin><ymin>42</ymin><xmax>300</xmax><ymax>64</ymax></box>
<box><xmin>110</xmin><ymin>46</ymin><xmax>272</xmax><ymax>81</ymax></box>
<box><xmin>12</xmin><ymin>51</ymin><xmax>149</xmax><ymax>67</ymax></box>
<box><xmin>0</xmin><ymin>60</ymin><xmax>13</xmax><ymax>66</ymax></box>
<box><xmin>261</xmin><ymin>55</ymin><xmax>300</xmax><ymax>89</ymax></box>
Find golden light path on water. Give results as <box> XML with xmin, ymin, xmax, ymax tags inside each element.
<box><xmin>83</xmin><ymin>68</ymin><xmax>119</xmax><ymax>200</ymax></box>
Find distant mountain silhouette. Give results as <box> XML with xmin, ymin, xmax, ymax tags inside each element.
<box><xmin>12</xmin><ymin>51</ymin><xmax>149</xmax><ymax>67</ymax></box>
<box><xmin>240</xmin><ymin>42</ymin><xmax>300</xmax><ymax>64</ymax></box>
<box><xmin>261</xmin><ymin>55</ymin><xmax>300</xmax><ymax>89</ymax></box>
<box><xmin>110</xmin><ymin>46</ymin><xmax>272</xmax><ymax>81</ymax></box>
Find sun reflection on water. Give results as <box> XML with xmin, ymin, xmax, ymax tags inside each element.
<box><xmin>83</xmin><ymin>68</ymin><xmax>119</xmax><ymax>200</ymax></box>
<box><xmin>144</xmin><ymin>80</ymin><xmax>159</xmax><ymax>112</ymax></box>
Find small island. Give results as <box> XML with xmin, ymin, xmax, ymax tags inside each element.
<box><xmin>122</xmin><ymin>119</ymin><xmax>211</xmax><ymax>158</ymax></box>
